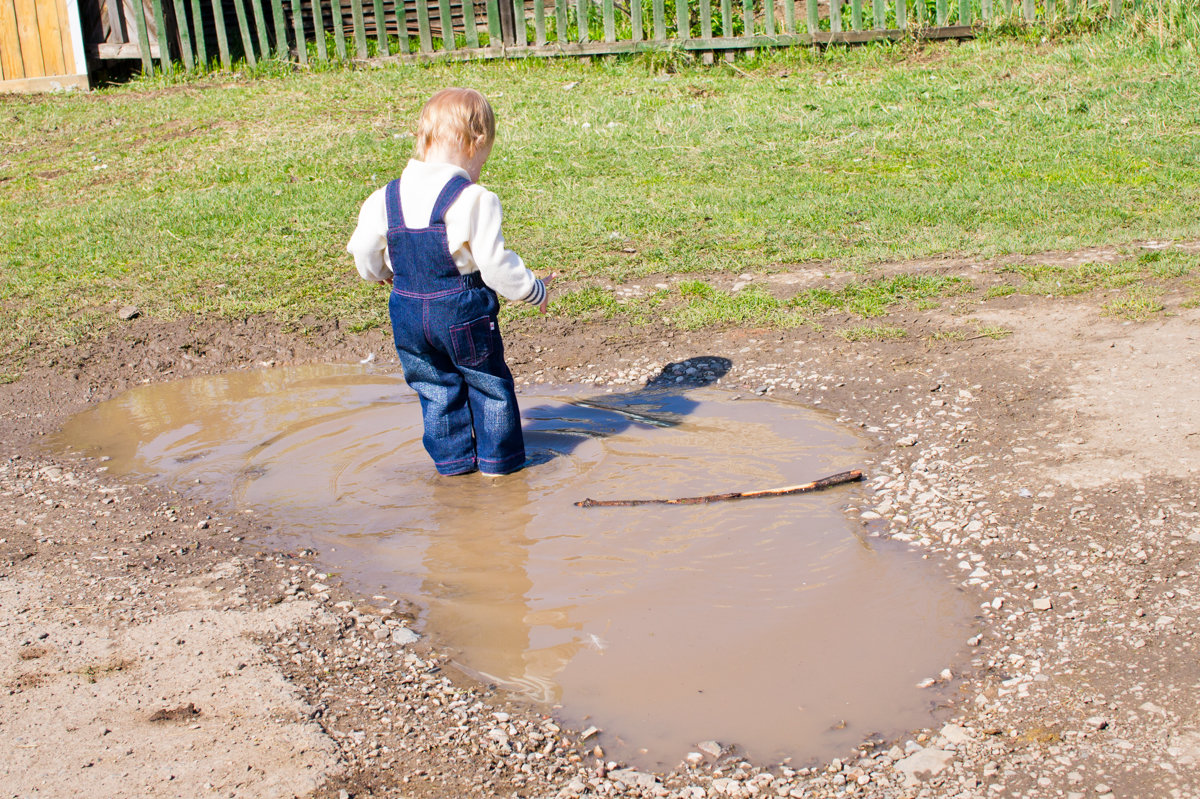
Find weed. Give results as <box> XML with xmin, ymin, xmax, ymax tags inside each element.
<box><xmin>1103</xmin><ymin>286</ymin><xmax>1165</xmax><ymax>320</ymax></box>
<box><xmin>839</xmin><ymin>325</ymin><xmax>907</xmax><ymax>342</ymax></box>
<box><xmin>975</xmin><ymin>324</ymin><xmax>1013</xmax><ymax>340</ymax></box>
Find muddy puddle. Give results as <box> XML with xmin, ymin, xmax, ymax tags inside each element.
<box><xmin>53</xmin><ymin>361</ymin><xmax>971</xmax><ymax>767</ymax></box>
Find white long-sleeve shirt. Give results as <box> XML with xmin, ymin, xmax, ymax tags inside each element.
<box><xmin>346</xmin><ymin>159</ymin><xmax>546</xmax><ymax>306</ymax></box>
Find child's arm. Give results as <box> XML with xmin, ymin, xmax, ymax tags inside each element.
<box><xmin>459</xmin><ymin>189</ymin><xmax>550</xmax><ymax>309</ymax></box>
<box><xmin>346</xmin><ymin>189</ymin><xmax>392</xmax><ymax>285</ymax></box>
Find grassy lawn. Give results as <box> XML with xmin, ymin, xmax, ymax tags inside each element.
<box><xmin>1</xmin><ymin>20</ymin><xmax>1198</xmax><ymax>362</ymax></box>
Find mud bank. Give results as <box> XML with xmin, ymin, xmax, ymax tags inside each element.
<box><xmin>2</xmin><ymin>280</ymin><xmax>1199</xmax><ymax>798</ymax></box>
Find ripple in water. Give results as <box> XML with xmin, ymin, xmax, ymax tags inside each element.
<box><xmin>53</xmin><ymin>362</ymin><xmax>971</xmax><ymax>767</ymax></box>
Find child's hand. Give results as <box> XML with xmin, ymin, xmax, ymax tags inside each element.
<box><xmin>539</xmin><ymin>272</ymin><xmax>557</xmax><ymax>315</ymax></box>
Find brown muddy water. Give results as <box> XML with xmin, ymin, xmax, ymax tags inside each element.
<box><xmin>53</xmin><ymin>362</ymin><xmax>971</xmax><ymax>768</ymax></box>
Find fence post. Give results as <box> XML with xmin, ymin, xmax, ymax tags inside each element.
<box><xmin>534</xmin><ymin>0</ymin><xmax>547</xmax><ymax>42</ymax></box>
<box><xmin>171</xmin><ymin>0</ymin><xmax>195</xmax><ymax>68</ymax></box>
<box><xmin>651</xmin><ymin>0</ymin><xmax>664</xmax><ymax>39</ymax></box>
<box><xmin>555</xmin><ymin>0</ymin><xmax>567</xmax><ymax>41</ymax></box>
<box><xmin>210</xmin><ymin>0</ymin><xmax>232</xmax><ymax>67</ymax></box>
<box><xmin>231</xmin><ymin>0</ymin><xmax>258</xmax><ymax>66</ymax></box>
<box><xmin>291</xmin><ymin>0</ymin><xmax>308</xmax><ymax>61</ymax></box>
<box><xmin>896</xmin><ymin>0</ymin><xmax>906</xmax><ymax>29</ymax></box>
<box><xmin>150</xmin><ymin>0</ymin><xmax>171</xmax><ymax>70</ymax></box>
<box><xmin>958</xmin><ymin>0</ymin><xmax>970</xmax><ymax>24</ymax></box>
<box><xmin>132</xmin><ymin>0</ymin><xmax>155</xmax><ymax>73</ymax></box>
<box><xmin>437</xmin><ymin>0</ymin><xmax>455</xmax><ymax>48</ymax></box>
<box><xmin>270</xmin><ymin>0</ymin><xmax>287</xmax><ymax>57</ymax></box>
<box><xmin>830</xmin><ymin>0</ymin><xmax>841</xmax><ymax>31</ymax></box>
<box><xmin>333</xmin><ymin>0</ymin><xmax>348</xmax><ymax>57</ymax></box>
<box><xmin>189</xmin><ymin>0</ymin><xmax>208</xmax><ymax>64</ymax></box>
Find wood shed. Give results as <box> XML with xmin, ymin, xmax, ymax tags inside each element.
<box><xmin>0</xmin><ymin>0</ymin><xmax>90</xmax><ymax>91</ymax></box>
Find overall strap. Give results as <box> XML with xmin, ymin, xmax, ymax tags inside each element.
<box><xmin>384</xmin><ymin>178</ymin><xmax>405</xmax><ymax>230</ymax></box>
<box><xmin>429</xmin><ymin>175</ymin><xmax>473</xmax><ymax>225</ymax></box>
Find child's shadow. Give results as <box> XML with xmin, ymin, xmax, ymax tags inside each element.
<box><xmin>520</xmin><ymin>356</ymin><xmax>732</xmax><ymax>467</ymax></box>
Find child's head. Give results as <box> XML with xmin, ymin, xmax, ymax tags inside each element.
<box><xmin>414</xmin><ymin>88</ymin><xmax>496</xmax><ymax>161</ymax></box>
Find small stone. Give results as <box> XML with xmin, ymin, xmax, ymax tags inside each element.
<box><xmin>697</xmin><ymin>740</ymin><xmax>724</xmax><ymax>757</ymax></box>
<box><xmin>1032</xmin><ymin>597</ymin><xmax>1053</xmax><ymax>611</ymax></box>
<box><xmin>939</xmin><ymin>724</ymin><xmax>973</xmax><ymax>745</ymax></box>
<box><xmin>580</xmin><ymin>726</ymin><xmax>600</xmax><ymax>741</ymax></box>
<box><xmin>118</xmin><ymin>305</ymin><xmax>140</xmax><ymax>321</ymax></box>
<box><xmin>391</xmin><ymin>628</ymin><xmax>419</xmax><ymax>646</ymax></box>
<box><xmin>897</xmin><ymin>434</ymin><xmax>919</xmax><ymax>447</ymax></box>
<box><xmin>895</xmin><ymin>747</ymin><xmax>954</xmax><ymax>785</ymax></box>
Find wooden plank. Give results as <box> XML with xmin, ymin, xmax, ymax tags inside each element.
<box><xmin>981</xmin><ymin>0</ymin><xmax>991</xmax><ymax>21</ymax></box>
<box><xmin>415</xmin><ymin>0</ymin><xmax>432</xmax><ymax>50</ymax></box>
<box><xmin>170</xmin><ymin>0</ymin><xmax>194</xmax><ymax>67</ymax></box>
<box><xmin>312</xmin><ymin>0</ymin><xmax>327</xmax><ymax>59</ymax></box>
<box><xmin>533</xmin><ymin>0</ymin><xmax>545</xmax><ymax>41</ymax></box>
<box><xmin>0</xmin><ymin>70</ymin><xmax>88</xmax><ymax>88</ymax></box>
<box><xmin>871</xmin><ymin>0</ymin><xmax>883</xmax><ymax>28</ymax></box>
<box><xmin>373</xmin><ymin>0</ymin><xmax>387</xmax><ymax>52</ymax></box>
<box><xmin>958</xmin><ymin>0</ymin><xmax>969</xmax><ymax>24</ymax></box>
<box><xmin>270</xmin><ymin>0</ymin><xmax>286</xmax><ymax>57</ymax></box>
<box><xmin>149</xmin><ymin>0</ymin><xmax>170</xmax><ymax>70</ymax></box>
<box><xmin>231</xmin><ymin>0</ymin><xmax>257</xmax><ymax>66</ymax></box>
<box><xmin>484</xmin><ymin>0</ymin><xmax>499</xmax><ymax>41</ymax></box>
<box><xmin>578</xmin><ymin>0</ymin><xmax>587</xmax><ymax>41</ymax></box>
<box><xmin>188</xmin><ymin>0</ymin><xmax>206</xmax><ymax>63</ymax></box>
<box><xmin>805</xmin><ymin>0</ymin><xmax>817</xmax><ymax>33</ymax></box>
<box><xmin>462</xmin><ymin>0</ymin><xmax>477</xmax><ymax>48</ymax></box>
<box><xmin>555</xmin><ymin>0</ymin><xmax>567</xmax><ymax>40</ymax></box>
<box><xmin>391</xmin><ymin>0</ymin><xmax>408</xmax><ymax>53</ymax></box>
<box><xmin>936</xmin><ymin>0</ymin><xmax>947</xmax><ymax>24</ymax></box>
<box><xmin>830</xmin><ymin>0</ymin><xmax>841</xmax><ymax>30</ymax></box>
<box><xmin>896</xmin><ymin>0</ymin><xmax>905</xmax><ymax>28</ymax></box>
<box><xmin>851</xmin><ymin>0</ymin><xmax>862</xmax><ymax>29</ymax></box>
<box><xmin>602</xmin><ymin>0</ymin><xmax>613</xmax><ymax>39</ymax></box>
<box><xmin>1021</xmin><ymin>0</ymin><xmax>1031</xmax><ymax>21</ymax></box>
<box><xmin>34</xmin><ymin>0</ymin><xmax>67</xmax><ymax>76</ymax></box>
<box><xmin>699</xmin><ymin>0</ymin><xmax>711</xmax><ymax>38</ymax></box>
<box><xmin>135</xmin><ymin>0</ymin><xmax>157</xmax><ymax>70</ymax></box>
<box><xmin>250</xmin><ymin>0</ymin><xmax>269</xmax><ymax>57</ymax></box>
<box><xmin>94</xmin><ymin>39</ymin><xmax>162</xmax><ymax>55</ymax></box>
<box><xmin>676</xmin><ymin>0</ymin><xmax>687</xmax><ymax>37</ymax></box>
<box><xmin>762</xmin><ymin>0</ymin><xmax>774</xmax><ymax>36</ymax></box>
<box><xmin>650</xmin><ymin>0</ymin><xmax>662</xmax><ymax>39</ymax></box>
<box><xmin>741</xmin><ymin>0</ymin><xmax>752</xmax><ymax>35</ymax></box>
<box><xmin>513</xmin><ymin>0</ymin><xmax>526</xmax><ymax>46</ymax></box>
<box><xmin>437</xmin><ymin>0</ymin><xmax>454</xmax><ymax>48</ymax></box>
<box><xmin>0</xmin><ymin>0</ymin><xmax>26</xmax><ymax>79</ymax></box>
<box><xmin>352</xmin><ymin>0</ymin><xmax>368</xmax><ymax>56</ymax></box>
<box><xmin>783</xmin><ymin>0</ymin><xmax>795</xmax><ymax>34</ymax></box>
<box><xmin>1107</xmin><ymin>0</ymin><xmax>1118</xmax><ymax>17</ymax></box>
<box><xmin>291</xmin><ymin>0</ymin><xmax>307</xmax><ymax>62</ymax></box>
<box><xmin>53</xmin><ymin>0</ymin><xmax>77</xmax><ymax>72</ymax></box>
<box><xmin>629</xmin><ymin>0</ymin><xmax>640</xmax><ymax>40</ymax></box>
<box><xmin>718</xmin><ymin>0</ymin><xmax>729</xmax><ymax>35</ymax></box>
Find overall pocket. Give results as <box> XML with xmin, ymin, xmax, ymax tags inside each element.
<box><xmin>449</xmin><ymin>315</ymin><xmax>494</xmax><ymax>368</ymax></box>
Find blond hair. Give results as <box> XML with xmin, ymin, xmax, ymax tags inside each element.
<box><xmin>414</xmin><ymin>88</ymin><xmax>496</xmax><ymax>160</ymax></box>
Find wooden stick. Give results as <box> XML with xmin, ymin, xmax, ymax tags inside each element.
<box><xmin>575</xmin><ymin>469</ymin><xmax>863</xmax><ymax>508</ymax></box>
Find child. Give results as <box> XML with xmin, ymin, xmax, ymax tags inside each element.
<box><xmin>347</xmin><ymin>88</ymin><xmax>552</xmax><ymax>477</ymax></box>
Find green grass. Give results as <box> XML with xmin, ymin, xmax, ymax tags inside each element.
<box><xmin>839</xmin><ymin>324</ymin><xmax>908</xmax><ymax>342</ymax></box>
<box><xmin>1103</xmin><ymin>286</ymin><xmax>1166</xmax><ymax>320</ymax></box>
<box><xmin>3</xmin><ymin>20</ymin><xmax>1200</xmax><ymax>362</ymax></box>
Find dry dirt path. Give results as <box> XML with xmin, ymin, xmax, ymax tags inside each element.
<box><xmin>1</xmin><ymin>254</ymin><xmax>1198</xmax><ymax>799</ymax></box>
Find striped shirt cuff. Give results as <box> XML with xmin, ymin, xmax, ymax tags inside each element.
<box><xmin>522</xmin><ymin>278</ymin><xmax>547</xmax><ymax>307</ymax></box>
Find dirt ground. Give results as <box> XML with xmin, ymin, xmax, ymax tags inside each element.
<box><xmin>2</xmin><ymin>242</ymin><xmax>1198</xmax><ymax>799</ymax></box>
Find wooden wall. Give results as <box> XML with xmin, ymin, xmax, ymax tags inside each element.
<box><xmin>0</xmin><ymin>0</ymin><xmax>89</xmax><ymax>91</ymax></box>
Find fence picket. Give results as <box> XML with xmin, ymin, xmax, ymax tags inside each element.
<box><xmin>270</xmin><ymin>0</ymin><xmax>287</xmax><ymax>57</ymax></box>
<box><xmin>719</xmin><ymin>0</ymin><xmax>730</xmax><ymax>35</ymax></box>
<box><xmin>189</xmin><ymin>0</ymin><xmax>207</xmax><ymax>64</ymax></box>
<box><xmin>630</xmin><ymin>0</ymin><xmax>642</xmax><ymax>39</ymax></box>
<box><xmin>534</xmin><ymin>0</ymin><xmax>546</xmax><ymax>42</ymax></box>
<box><xmin>958</xmin><ymin>0</ymin><xmax>970</xmax><ymax>23</ymax></box>
<box><xmin>830</xmin><ymin>0</ymin><xmax>842</xmax><ymax>31</ymax></box>
<box><xmin>463</xmin><ymin>0</ymin><xmax>478</xmax><ymax>47</ymax></box>
<box><xmin>896</xmin><ymin>0</ymin><xmax>905</xmax><ymax>28</ymax></box>
<box><xmin>332</xmin><ymin>0</ymin><xmax>348</xmax><ymax>57</ymax></box>
<box><xmin>1107</xmin><ymin>0</ymin><xmax>1118</xmax><ymax>16</ymax></box>
<box><xmin>556</xmin><ymin>0</ymin><xmax>568</xmax><ymax>41</ymax></box>
<box><xmin>514</xmin><ymin>0</ymin><xmax>527</xmax><ymax>45</ymax></box>
<box><xmin>871</xmin><ymin>0</ymin><xmax>883</xmax><ymax>28</ymax></box>
<box><xmin>651</xmin><ymin>0</ymin><xmax>664</xmax><ymax>39</ymax></box>
<box><xmin>805</xmin><ymin>0</ymin><xmax>816</xmax><ymax>33</ymax></box>
<box><xmin>741</xmin><ymin>0</ymin><xmax>753</xmax><ymax>35</ymax></box>
<box><xmin>416</xmin><ymin>0</ymin><xmax>433</xmax><ymax>50</ymax></box>
<box><xmin>699</xmin><ymin>0</ymin><xmax>711</xmax><ymax>38</ymax></box>
<box><xmin>485</xmin><ymin>0</ymin><xmax>500</xmax><ymax>41</ymax></box>
<box><xmin>602</xmin><ymin>0</ymin><xmax>614</xmax><ymax>39</ymax></box>
<box><xmin>762</xmin><ymin>0</ymin><xmax>774</xmax><ymax>35</ymax></box>
<box><xmin>352</xmin><ymin>0</ymin><xmax>369</xmax><ymax>56</ymax></box>
<box><xmin>936</xmin><ymin>0</ymin><xmax>947</xmax><ymax>24</ymax></box>
<box><xmin>374</xmin><ymin>0</ymin><xmax>389</xmax><ymax>52</ymax></box>
<box><xmin>392</xmin><ymin>0</ymin><xmax>409</xmax><ymax>53</ymax></box>
<box><xmin>132</xmin><ymin>0</ymin><xmax>154</xmax><ymax>72</ymax></box>
<box><xmin>675</xmin><ymin>0</ymin><xmax>687</xmax><ymax>37</ymax></box>
<box><xmin>982</xmin><ymin>0</ymin><xmax>991</xmax><ymax>22</ymax></box>
<box><xmin>150</xmin><ymin>0</ymin><xmax>170</xmax><ymax>70</ymax></box>
<box><xmin>291</xmin><ymin>0</ymin><xmax>308</xmax><ymax>62</ymax></box>
<box><xmin>783</xmin><ymin>0</ymin><xmax>794</xmax><ymax>33</ymax></box>
<box><xmin>438</xmin><ymin>0</ymin><xmax>455</xmax><ymax>48</ymax></box>
<box><xmin>313</xmin><ymin>0</ymin><xmax>328</xmax><ymax>59</ymax></box>
<box><xmin>851</xmin><ymin>0</ymin><xmax>863</xmax><ymax>29</ymax></box>
<box><xmin>249</xmin><ymin>0</ymin><xmax>268</xmax><ymax>57</ymax></box>
<box><xmin>170</xmin><ymin>0</ymin><xmax>195</xmax><ymax>68</ymax></box>
<box><xmin>579</xmin><ymin>0</ymin><xmax>589</xmax><ymax>41</ymax></box>
<box><xmin>230</xmin><ymin>0</ymin><xmax>256</xmax><ymax>66</ymax></box>
<box><xmin>210</xmin><ymin>0</ymin><xmax>231</xmax><ymax>67</ymax></box>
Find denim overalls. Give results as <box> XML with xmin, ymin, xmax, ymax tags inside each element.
<box><xmin>385</xmin><ymin>175</ymin><xmax>526</xmax><ymax>476</ymax></box>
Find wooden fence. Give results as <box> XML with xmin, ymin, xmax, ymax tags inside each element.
<box><xmin>112</xmin><ymin>0</ymin><xmax>1131</xmax><ymax>74</ymax></box>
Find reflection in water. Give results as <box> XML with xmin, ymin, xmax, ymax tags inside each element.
<box><xmin>51</xmin><ymin>362</ymin><xmax>970</xmax><ymax>768</ymax></box>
